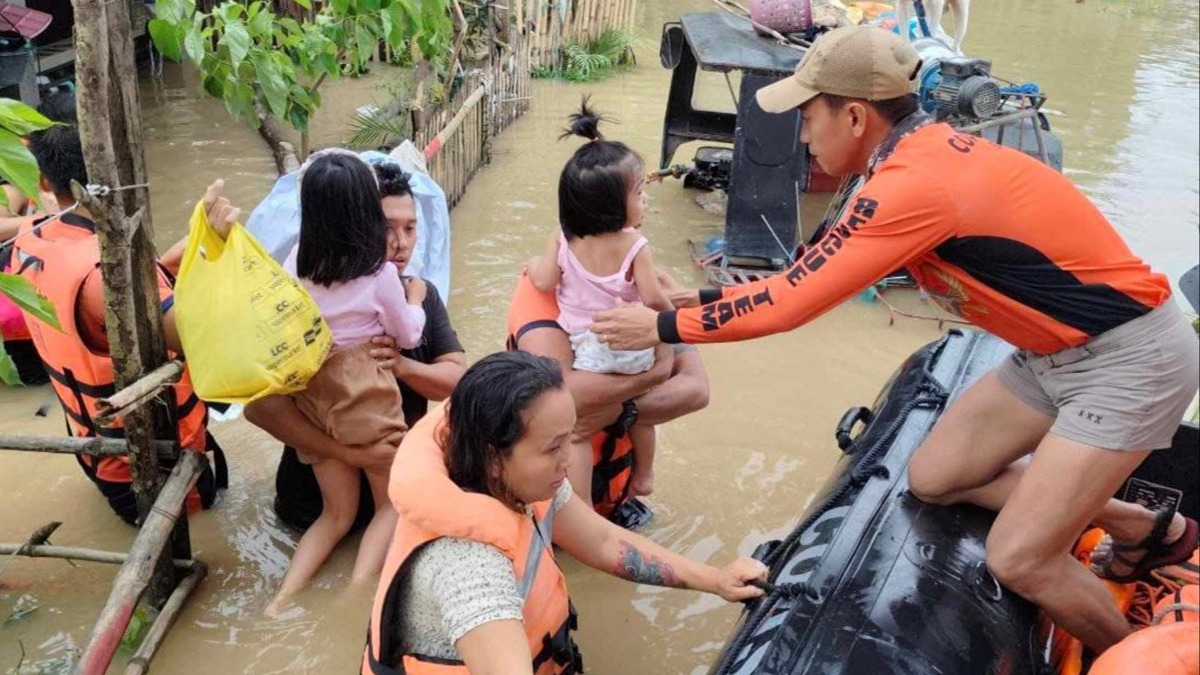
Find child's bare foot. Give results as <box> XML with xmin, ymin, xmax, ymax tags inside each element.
<box><xmin>264</xmin><ymin>594</ymin><xmax>295</xmax><ymax>619</ymax></box>
<box><xmin>630</xmin><ymin>469</ymin><xmax>654</xmax><ymax>497</ymax></box>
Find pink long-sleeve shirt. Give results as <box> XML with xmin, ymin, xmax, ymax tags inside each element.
<box><xmin>284</xmin><ymin>246</ymin><xmax>425</xmax><ymax>351</ymax></box>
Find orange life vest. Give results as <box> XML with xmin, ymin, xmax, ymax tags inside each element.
<box><xmin>1154</xmin><ymin>585</ymin><xmax>1200</xmax><ymax>626</ymax></box>
<box><xmin>363</xmin><ymin>403</ymin><xmax>581</xmax><ymax>674</ymax></box>
<box><xmin>591</xmin><ymin>423</ymin><xmax>635</xmax><ymax>519</ymax></box>
<box><xmin>505</xmin><ymin>273</ymin><xmax>635</xmax><ymax>518</ymax></box>
<box><xmin>1089</xmin><ymin>622</ymin><xmax>1200</xmax><ymax>675</ymax></box>
<box><xmin>10</xmin><ymin>213</ymin><xmax>222</xmax><ymax>520</ymax></box>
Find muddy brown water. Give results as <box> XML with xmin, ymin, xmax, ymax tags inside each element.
<box><xmin>2</xmin><ymin>1</ymin><xmax>1197</xmax><ymax>673</ymax></box>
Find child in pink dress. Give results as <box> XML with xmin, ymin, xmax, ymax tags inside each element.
<box><xmin>528</xmin><ymin>100</ymin><xmax>672</xmax><ymax>498</ymax></box>
<box><xmin>268</xmin><ymin>150</ymin><xmax>425</xmax><ymax>615</ymax></box>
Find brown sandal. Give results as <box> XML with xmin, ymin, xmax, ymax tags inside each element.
<box><xmin>1091</xmin><ymin>508</ymin><xmax>1200</xmax><ymax>584</ymax></box>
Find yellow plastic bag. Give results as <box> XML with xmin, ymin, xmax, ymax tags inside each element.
<box><xmin>174</xmin><ymin>201</ymin><xmax>331</xmax><ymax>404</ymax></box>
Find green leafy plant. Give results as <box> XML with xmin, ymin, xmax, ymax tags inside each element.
<box><xmin>118</xmin><ymin>606</ymin><xmax>152</xmax><ymax>652</ymax></box>
<box><xmin>346</xmin><ymin>108</ymin><xmax>413</xmax><ymax>148</ymax></box>
<box><xmin>0</xmin><ymin>99</ymin><xmax>61</xmax><ymax>386</ymax></box>
<box><xmin>534</xmin><ymin>28</ymin><xmax>637</xmax><ymax>83</ymax></box>
<box><xmin>149</xmin><ymin>0</ymin><xmax>454</xmax><ymax>158</ymax></box>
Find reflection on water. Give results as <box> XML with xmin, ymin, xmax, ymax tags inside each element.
<box><xmin>2</xmin><ymin>0</ymin><xmax>1197</xmax><ymax>672</ymax></box>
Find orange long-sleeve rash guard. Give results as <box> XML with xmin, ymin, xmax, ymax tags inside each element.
<box><xmin>662</xmin><ymin>124</ymin><xmax>1170</xmax><ymax>355</ymax></box>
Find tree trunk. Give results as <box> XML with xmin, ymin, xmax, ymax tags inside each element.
<box><xmin>71</xmin><ymin>0</ymin><xmax>188</xmax><ymax>609</ymax></box>
<box><xmin>255</xmin><ymin>102</ymin><xmax>301</xmax><ymax>174</ymax></box>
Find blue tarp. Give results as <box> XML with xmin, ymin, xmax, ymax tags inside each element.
<box><xmin>245</xmin><ymin>147</ymin><xmax>452</xmax><ymax>303</ymax></box>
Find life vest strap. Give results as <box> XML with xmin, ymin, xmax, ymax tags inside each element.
<box><xmin>44</xmin><ymin>363</ymin><xmax>116</xmax><ymax>399</ymax></box>
<box><xmin>507</xmin><ymin>319</ymin><xmax>563</xmax><ymax>351</ymax></box>
<box><xmin>530</xmin><ymin>603</ymin><xmax>582</xmax><ymax>674</ymax></box>
<box><xmin>591</xmin><ymin>425</ymin><xmax>635</xmax><ymax>508</ymax></box>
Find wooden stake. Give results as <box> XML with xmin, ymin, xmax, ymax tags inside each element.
<box><xmin>123</xmin><ymin>563</ymin><xmax>208</xmax><ymax>675</ymax></box>
<box><xmin>76</xmin><ymin>451</ymin><xmax>203</xmax><ymax>675</ymax></box>
<box><xmin>0</xmin><ymin>434</ymin><xmax>177</xmax><ymax>458</ymax></box>
<box><xmin>0</xmin><ymin>543</ymin><xmax>196</xmax><ymax>570</ymax></box>
<box><xmin>93</xmin><ymin>360</ymin><xmax>184</xmax><ymax>426</ymax></box>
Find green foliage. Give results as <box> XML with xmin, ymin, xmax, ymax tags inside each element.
<box><xmin>0</xmin><ymin>99</ymin><xmax>55</xmax><ymax>205</ymax></box>
<box><xmin>0</xmin><ymin>273</ymin><xmax>60</xmax><ymax>386</ymax></box>
<box><xmin>346</xmin><ymin>109</ymin><xmax>412</xmax><ymax>149</ymax></box>
<box><xmin>149</xmin><ymin>0</ymin><xmax>454</xmax><ymax>137</ymax></box>
<box><xmin>0</xmin><ymin>273</ymin><xmax>58</xmax><ymax>330</ymax></box>
<box><xmin>534</xmin><ymin>28</ymin><xmax>637</xmax><ymax>83</ymax></box>
<box><xmin>118</xmin><ymin>606</ymin><xmax>152</xmax><ymax>652</ymax></box>
<box><xmin>0</xmin><ymin>98</ymin><xmax>60</xmax><ymax>387</ymax></box>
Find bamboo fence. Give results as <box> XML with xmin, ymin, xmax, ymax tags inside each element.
<box><xmin>518</xmin><ymin>0</ymin><xmax>640</xmax><ymax>70</ymax></box>
<box><xmin>411</xmin><ymin>0</ymin><xmax>536</xmax><ymax>209</ymax></box>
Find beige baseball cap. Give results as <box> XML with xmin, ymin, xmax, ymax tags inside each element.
<box><xmin>757</xmin><ymin>25</ymin><xmax>921</xmax><ymax>113</ymax></box>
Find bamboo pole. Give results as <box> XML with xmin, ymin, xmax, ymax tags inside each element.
<box><xmin>0</xmin><ymin>543</ymin><xmax>197</xmax><ymax>570</ymax></box>
<box><xmin>76</xmin><ymin>451</ymin><xmax>203</xmax><ymax>675</ymax></box>
<box><xmin>93</xmin><ymin>360</ymin><xmax>184</xmax><ymax>427</ymax></box>
<box><xmin>424</xmin><ymin>85</ymin><xmax>488</xmax><ymax>161</ymax></box>
<box><xmin>123</xmin><ymin>563</ymin><xmax>208</xmax><ymax>675</ymax></box>
<box><xmin>0</xmin><ymin>434</ymin><xmax>178</xmax><ymax>458</ymax></box>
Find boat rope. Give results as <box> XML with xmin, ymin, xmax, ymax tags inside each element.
<box><xmin>874</xmin><ymin>288</ymin><xmax>972</xmax><ymax>329</ymax></box>
<box><xmin>84</xmin><ymin>182</ymin><xmax>150</xmax><ymax>198</ymax></box>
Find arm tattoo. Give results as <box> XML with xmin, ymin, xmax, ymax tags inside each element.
<box><xmin>613</xmin><ymin>540</ymin><xmax>683</xmax><ymax>588</ymax></box>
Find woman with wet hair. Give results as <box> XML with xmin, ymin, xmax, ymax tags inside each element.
<box><xmin>363</xmin><ymin>351</ymin><xmax>767</xmax><ymax>674</ymax></box>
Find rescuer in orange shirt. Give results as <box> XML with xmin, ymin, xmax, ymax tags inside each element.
<box><xmin>591</xmin><ymin>25</ymin><xmax>1199</xmax><ymax>655</ymax></box>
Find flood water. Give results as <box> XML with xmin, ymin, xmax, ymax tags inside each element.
<box><xmin>2</xmin><ymin>1</ymin><xmax>1198</xmax><ymax>673</ymax></box>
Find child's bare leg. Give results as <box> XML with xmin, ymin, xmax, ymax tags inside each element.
<box><xmin>629</xmin><ymin>423</ymin><xmax>656</xmax><ymax>497</ymax></box>
<box><xmin>566</xmin><ymin>431</ymin><xmax>596</xmax><ymax>507</ymax></box>
<box><xmin>267</xmin><ymin>459</ymin><xmax>360</xmax><ymax>616</ymax></box>
<box><xmin>352</xmin><ymin>467</ymin><xmax>397</xmax><ymax>583</ymax></box>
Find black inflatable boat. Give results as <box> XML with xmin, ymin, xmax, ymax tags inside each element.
<box><xmin>711</xmin><ymin>328</ymin><xmax>1200</xmax><ymax>674</ymax></box>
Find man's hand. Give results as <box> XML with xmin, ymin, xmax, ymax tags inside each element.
<box><xmin>202</xmin><ymin>179</ymin><xmax>240</xmax><ymax>240</ymax></box>
<box><xmin>655</xmin><ymin>269</ymin><xmax>702</xmax><ymax>309</ymax></box>
<box><xmin>349</xmin><ymin>429</ymin><xmax>406</xmax><ymax>474</ymax></box>
<box><xmin>401</xmin><ymin>276</ymin><xmax>427</xmax><ymax>306</ymax></box>
<box><xmin>591</xmin><ymin>303</ymin><xmax>662</xmax><ymax>351</ymax></box>
<box><xmin>646</xmin><ymin>343</ymin><xmax>673</xmax><ymax>387</ymax></box>
<box><xmin>369</xmin><ymin>335</ymin><xmax>402</xmax><ymax>371</ymax></box>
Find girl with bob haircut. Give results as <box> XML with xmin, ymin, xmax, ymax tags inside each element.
<box><xmin>269</xmin><ymin>149</ymin><xmax>427</xmax><ymax>615</ymax></box>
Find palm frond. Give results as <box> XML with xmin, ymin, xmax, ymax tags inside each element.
<box><xmin>346</xmin><ymin>109</ymin><xmax>412</xmax><ymax>149</ymax></box>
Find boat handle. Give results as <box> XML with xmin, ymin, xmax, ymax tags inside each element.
<box><xmin>971</xmin><ymin>561</ymin><xmax>1004</xmax><ymax>603</ymax></box>
<box><xmin>835</xmin><ymin>406</ymin><xmax>874</xmax><ymax>452</ymax></box>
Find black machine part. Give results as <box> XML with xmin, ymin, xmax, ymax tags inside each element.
<box><xmin>982</xmin><ymin>114</ymin><xmax>1065</xmax><ymax>172</ymax></box>
<box><xmin>934</xmin><ymin>57</ymin><xmax>1002</xmax><ymax>120</ymax></box>
<box><xmin>684</xmin><ymin>146</ymin><xmax>733</xmax><ymax>191</ymax></box>
<box><xmin>659</xmin><ymin>14</ymin><xmax>807</xmax><ymax>268</ymax></box>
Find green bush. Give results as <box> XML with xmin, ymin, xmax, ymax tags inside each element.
<box><xmin>535</xmin><ymin>28</ymin><xmax>636</xmax><ymax>83</ymax></box>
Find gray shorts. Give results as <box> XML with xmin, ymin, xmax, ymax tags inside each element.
<box><xmin>997</xmin><ymin>301</ymin><xmax>1199</xmax><ymax>451</ymax></box>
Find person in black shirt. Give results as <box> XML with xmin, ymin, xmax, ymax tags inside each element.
<box><xmin>245</xmin><ymin>163</ymin><xmax>466</xmax><ymax>530</ymax></box>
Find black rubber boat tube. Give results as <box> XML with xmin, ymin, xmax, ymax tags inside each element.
<box><xmin>715</xmin><ymin>334</ymin><xmax>953</xmax><ymax>674</ymax></box>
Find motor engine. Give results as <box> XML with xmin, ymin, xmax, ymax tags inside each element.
<box><xmin>933</xmin><ymin>57</ymin><xmax>1003</xmax><ymax>121</ymax></box>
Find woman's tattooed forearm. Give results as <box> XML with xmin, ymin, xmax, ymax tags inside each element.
<box><xmin>613</xmin><ymin>540</ymin><xmax>683</xmax><ymax>587</ymax></box>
